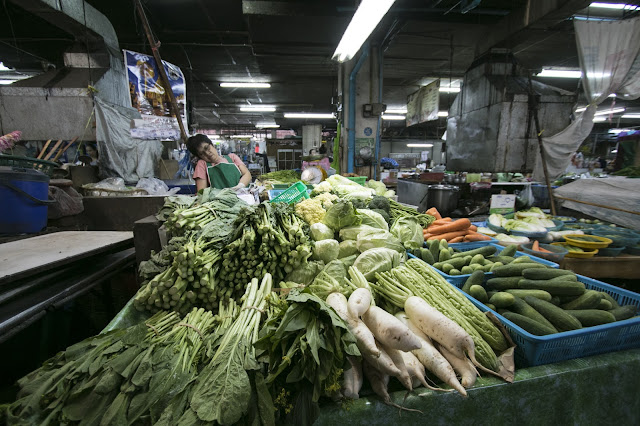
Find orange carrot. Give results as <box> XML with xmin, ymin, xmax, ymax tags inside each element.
<box><xmin>532</xmin><ymin>240</ymin><xmax>539</xmax><ymax>251</ymax></box>
<box><xmin>463</xmin><ymin>233</ymin><xmax>491</xmax><ymax>242</ymax></box>
<box><xmin>427</xmin><ymin>230</ymin><xmax>468</xmax><ymax>241</ymax></box>
<box><xmin>449</xmin><ymin>236</ymin><xmax>464</xmax><ymax>243</ymax></box>
<box><xmin>430</xmin><ymin>218</ymin><xmax>453</xmax><ymax>227</ymax></box>
<box><xmin>469</xmin><ymin>225</ymin><xmax>477</xmax><ymax>232</ymax></box>
<box><xmin>427</xmin><ymin>218</ymin><xmax>471</xmax><ymax>235</ymax></box>
<box><xmin>426</xmin><ymin>207</ymin><xmax>442</xmax><ymax>220</ymax></box>
<box><xmin>423</xmin><ymin>233</ymin><xmax>433</xmax><ymax>240</ymax></box>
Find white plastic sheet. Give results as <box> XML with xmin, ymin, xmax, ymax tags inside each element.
<box><xmin>554</xmin><ymin>177</ymin><xmax>640</xmax><ymax>231</ymax></box>
<box><xmin>533</xmin><ymin>16</ymin><xmax>640</xmax><ymax>181</ymax></box>
<box><xmin>94</xmin><ymin>97</ymin><xmax>163</xmax><ymax>184</ymax></box>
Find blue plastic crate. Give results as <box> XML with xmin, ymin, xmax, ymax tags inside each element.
<box><xmin>426</xmin><ymin>242</ymin><xmax>559</xmax><ymax>282</ymax></box>
<box><xmin>446</xmin><ymin>274</ymin><xmax>640</xmax><ymax>367</ymax></box>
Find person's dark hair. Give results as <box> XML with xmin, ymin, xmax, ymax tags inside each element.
<box><xmin>319</xmin><ymin>144</ymin><xmax>327</xmax><ymax>155</ymax></box>
<box><xmin>84</xmin><ymin>143</ymin><xmax>98</xmax><ymax>156</ymax></box>
<box><xmin>186</xmin><ymin>134</ymin><xmax>212</xmax><ymax>158</ymax></box>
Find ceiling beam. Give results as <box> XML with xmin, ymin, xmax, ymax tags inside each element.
<box><xmin>475</xmin><ymin>0</ymin><xmax>592</xmax><ymax>56</ymax></box>
<box><xmin>242</xmin><ymin>1</ymin><xmax>341</xmax><ymax>17</ymax></box>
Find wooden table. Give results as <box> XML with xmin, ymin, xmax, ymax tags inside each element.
<box><xmin>561</xmin><ymin>254</ymin><xmax>640</xmax><ymax>279</ymax></box>
<box><xmin>0</xmin><ymin>231</ymin><xmax>134</xmax><ymax>285</ymax></box>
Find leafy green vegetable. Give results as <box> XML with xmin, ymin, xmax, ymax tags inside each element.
<box><xmin>390</xmin><ymin>216</ymin><xmax>424</xmax><ymax>249</ymax></box>
<box><xmin>322</xmin><ymin>200</ymin><xmax>360</xmax><ymax>231</ymax></box>
<box><xmin>353</xmin><ymin>248</ymin><xmax>404</xmax><ymax>281</ymax></box>
<box><xmin>338</xmin><ymin>240</ymin><xmax>359</xmax><ymax>258</ymax></box>
<box><xmin>356</xmin><ymin>209</ymin><xmax>389</xmax><ymax>231</ymax></box>
<box><xmin>369</xmin><ymin>195</ymin><xmax>391</xmax><ymax>213</ymax></box>
<box><xmin>355</xmin><ymin>228</ymin><xmax>404</xmax><ymax>253</ymax></box>
<box><xmin>338</xmin><ymin>225</ymin><xmax>376</xmax><ymax>241</ymax></box>
<box><xmin>285</xmin><ymin>260</ymin><xmax>325</xmax><ymax>286</ymax></box>
<box><xmin>310</xmin><ymin>223</ymin><xmax>334</xmax><ymax>241</ymax></box>
<box><xmin>312</xmin><ymin>239</ymin><xmax>340</xmax><ymax>264</ymax></box>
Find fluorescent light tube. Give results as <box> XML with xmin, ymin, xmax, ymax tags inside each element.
<box><xmin>593</xmin><ymin>116</ymin><xmax>607</xmax><ymax>122</ymax></box>
<box><xmin>332</xmin><ymin>0</ymin><xmax>396</xmax><ymax>62</ymax></box>
<box><xmin>240</xmin><ymin>105</ymin><xmax>276</xmax><ymax>112</ymax></box>
<box><xmin>611</xmin><ymin>149</ymin><xmax>618</xmax><ymax>153</ymax></box>
<box><xmin>621</xmin><ymin>113</ymin><xmax>640</xmax><ymax>118</ymax></box>
<box><xmin>438</xmin><ymin>111</ymin><xmax>449</xmax><ymax>117</ymax></box>
<box><xmin>256</xmin><ymin>123</ymin><xmax>280</xmax><ymax>128</ymax></box>
<box><xmin>407</xmin><ymin>144</ymin><xmax>433</xmax><ymax>148</ymax></box>
<box><xmin>231</xmin><ymin>135</ymin><xmax>254</xmax><ymax>139</ymax></box>
<box><xmin>220</xmin><ymin>82</ymin><xmax>271</xmax><ymax>88</ymax></box>
<box><xmin>382</xmin><ymin>115</ymin><xmax>405</xmax><ymax>120</ymax></box>
<box><xmin>439</xmin><ymin>87</ymin><xmax>461</xmax><ymax>93</ymax></box>
<box><xmin>594</xmin><ymin>107</ymin><xmax>625</xmax><ymax>116</ymax></box>
<box><xmin>589</xmin><ymin>2</ymin><xmax>638</xmax><ymax>10</ymax></box>
<box><xmin>576</xmin><ymin>106</ymin><xmax>587</xmax><ymax>113</ymax></box>
<box><xmin>284</xmin><ymin>113</ymin><xmax>335</xmax><ymax>119</ymax></box>
<box><xmin>385</xmin><ymin>108</ymin><xmax>407</xmax><ymax>114</ymax></box>
<box><xmin>0</xmin><ymin>80</ymin><xmax>16</xmax><ymax>85</ymax></box>
<box><xmin>0</xmin><ymin>62</ymin><xmax>13</xmax><ymax>71</ymax></box>
<box><xmin>538</xmin><ymin>69</ymin><xmax>582</xmax><ymax>78</ymax></box>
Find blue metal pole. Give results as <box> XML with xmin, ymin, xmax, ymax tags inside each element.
<box><xmin>374</xmin><ymin>44</ymin><xmax>383</xmax><ymax>180</ymax></box>
<box><xmin>347</xmin><ymin>42</ymin><xmax>370</xmax><ymax>174</ymax></box>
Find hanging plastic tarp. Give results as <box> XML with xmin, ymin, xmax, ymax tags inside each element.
<box><xmin>533</xmin><ymin>16</ymin><xmax>640</xmax><ymax>181</ymax></box>
<box><xmin>94</xmin><ymin>97</ymin><xmax>163</xmax><ymax>184</ymax></box>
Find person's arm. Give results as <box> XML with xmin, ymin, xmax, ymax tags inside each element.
<box><xmin>193</xmin><ymin>160</ymin><xmax>210</xmax><ymax>191</ymax></box>
<box><xmin>231</xmin><ymin>154</ymin><xmax>252</xmax><ymax>187</ymax></box>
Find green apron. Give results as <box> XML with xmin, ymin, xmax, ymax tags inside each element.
<box><xmin>206</xmin><ymin>155</ymin><xmax>242</xmax><ymax>189</ymax></box>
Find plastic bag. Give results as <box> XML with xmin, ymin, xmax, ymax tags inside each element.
<box><xmin>87</xmin><ymin>177</ymin><xmax>126</xmax><ymax>191</ymax></box>
<box><xmin>516</xmin><ymin>185</ymin><xmax>535</xmax><ymax>209</ymax></box>
<box><xmin>48</xmin><ymin>186</ymin><xmax>84</xmax><ymax>219</ymax></box>
<box><xmin>136</xmin><ymin>177</ymin><xmax>180</xmax><ymax>196</ymax></box>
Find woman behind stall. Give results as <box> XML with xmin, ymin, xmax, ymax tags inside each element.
<box><xmin>186</xmin><ymin>134</ymin><xmax>252</xmax><ymax>191</ymax></box>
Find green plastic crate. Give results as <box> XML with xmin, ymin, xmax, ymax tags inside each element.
<box><xmin>346</xmin><ymin>176</ymin><xmax>367</xmax><ymax>186</ymax></box>
<box><xmin>269</xmin><ymin>181</ymin><xmax>310</xmax><ymax>204</ymax></box>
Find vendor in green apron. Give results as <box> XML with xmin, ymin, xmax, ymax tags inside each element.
<box><xmin>187</xmin><ymin>134</ymin><xmax>252</xmax><ymax>192</ymax></box>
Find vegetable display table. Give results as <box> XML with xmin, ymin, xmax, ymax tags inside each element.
<box><xmin>316</xmin><ymin>349</ymin><xmax>640</xmax><ymax>425</ymax></box>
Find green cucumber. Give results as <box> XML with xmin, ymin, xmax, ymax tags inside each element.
<box><xmin>489</xmin><ymin>292</ymin><xmax>515</xmax><ymax>308</ymax></box>
<box><xmin>511</xmin><ymin>256</ymin><xmax>537</xmax><ymax>264</ymax></box>
<box><xmin>489</xmin><ymin>262</ymin><xmax>504</xmax><ymax>272</ymax></box>
<box><xmin>548</xmin><ymin>274</ymin><xmax>578</xmax><ymax>283</ymax></box>
<box><xmin>493</xmin><ymin>263</ymin><xmax>546</xmax><ymax>277</ymax></box>
<box><xmin>486</xmin><ymin>276</ymin><xmax>522</xmax><ymax>290</ymax></box>
<box><xmin>439</xmin><ymin>257</ymin><xmax>467</xmax><ymax>270</ymax></box>
<box><xmin>469</xmin><ymin>285</ymin><xmax>488</xmax><ymax>303</ymax></box>
<box><xmin>440</xmin><ymin>249</ymin><xmax>452</xmax><ymax>262</ymax></box>
<box><xmin>451</xmin><ymin>245</ymin><xmax>497</xmax><ymax>259</ymax></box>
<box><xmin>442</xmin><ymin>263</ymin><xmax>454</xmax><ymax>274</ymax></box>
<box><xmin>489</xmin><ymin>255</ymin><xmax>516</xmax><ymax>264</ymax></box>
<box><xmin>420</xmin><ymin>248</ymin><xmax>435</xmax><ymax>264</ymax></box>
<box><xmin>502</xmin><ymin>312</ymin><xmax>557</xmax><ymax>335</ymax></box>
<box><xmin>498</xmin><ymin>244</ymin><xmax>518</xmax><ymax>257</ymax></box>
<box><xmin>469</xmin><ymin>254</ymin><xmax>485</xmax><ymax>265</ymax></box>
<box><xmin>518</xmin><ymin>279</ymin><xmax>586</xmax><ymax>296</ymax></box>
<box><xmin>597</xmin><ymin>299</ymin><xmax>612</xmax><ymax>310</ymax></box>
<box><xmin>430</xmin><ymin>239</ymin><xmax>440</xmax><ymax>262</ymax></box>
<box><xmin>461</xmin><ymin>270</ymin><xmax>485</xmax><ymax>294</ymax></box>
<box><xmin>565</xmin><ymin>310</ymin><xmax>616</xmax><ymax>327</ymax></box>
<box><xmin>550</xmin><ymin>296</ymin><xmax>561</xmax><ymax>306</ymax></box>
<box><xmin>504</xmin><ymin>289</ymin><xmax>552</xmax><ymax>302</ymax></box>
<box><xmin>485</xmin><ymin>303</ymin><xmax>497</xmax><ymax>311</ymax></box>
<box><xmin>439</xmin><ymin>239</ymin><xmax>449</xmax><ymax>250</ymax></box>
<box><xmin>560</xmin><ymin>290</ymin><xmax>602</xmax><ymax>310</ymax></box>
<box><xmin>461</xmin><ymin>265</ymin><xmax>474</xmax><ymax>275</ymax></box>
<box><xmin>523</xmin><ymin>296</ymin><xmax>582</xmax><ymax>331</ymax></box>
<box><xmin>608</xmin><ymin>305</ymin><xmax>637</xmax><ymax>321</ymax></box>
<box><xmin>522</xmin><ymin>268</ymin><xmax>576</xmax><ymax>280</ymax></box>
<box><xmin>510</xmin><ymin>297</ymin><xmax>558</xmax><ymax>332</ymax></box>
<box><xmin>600</xmin><ymin>292</ymin><xmax>620</xmax><ymax>309</ymax></box>
<box><xmin>449</xmin><ymin>268</ymin><xmax>461</xmax><ymax>276</ymax></box>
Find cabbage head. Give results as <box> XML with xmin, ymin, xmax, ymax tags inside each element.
<box><xmin>322</xmin><ymin>200</ymin><xmax>360</xmax><ymax>231</ymax></box>
<box><xmin>338</xmin><ymin>240</ymin><xmax>359</xmax><ymax>258</ymax></box>
<box><xmin>285</xmin><ymin>260</ymin><xmax>324</xmax><ymax>286</ymax></box>
<box><xmin>357</xmin><ymin>209</ymin><xmax>389</xmax><ymax>231</ymax></box>
<box><xmin>356</xmin><ymin>229</ymin><xmax>404</xmax><ymax>253</ymax></box>
<box><xmin>310</xmin><ymin>223</ymin><xmax>334</xmax><ymax>241</ymax></box>
<box><xmin>312</xmin><ymin>239</ymin><xmax>340</xmax><ymax>263</ymax></box>
<box><xmin>391</xmin><ymin>217</ymin><xmax>423</xmax><ymax>249</ymax></box>
<box><xmin>353</xmin><ymin>248</ymin><xmax>403</xmax><ymax>281</ymax></box>
<box><xmin>338</xmin><ymin>225</ymin><xmax>376</xmax><ymax>241</ymax></box>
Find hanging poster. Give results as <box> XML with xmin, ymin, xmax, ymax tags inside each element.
<box><xmin>123</xmin><ymin>49</ymin><xmax>186</xmax><ymax>139</ymax></box>
<box><xmin>406</xmin><ymin>79</ymin><xmax>440</xmax><ymax>126</ymax></box>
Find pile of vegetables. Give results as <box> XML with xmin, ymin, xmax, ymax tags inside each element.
<box><xmin>423</xmin><ymin>215</ymin><xmax>492</xmax><ymax>243</ymax></box>
<box><xmin>458</xmin><ymin>262</ymin><xmax>637</xmax><ymax>336</ymax></box>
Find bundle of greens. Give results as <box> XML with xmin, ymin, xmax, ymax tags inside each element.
<box><xmin>255</xmin><ymin>290</ymin><xmax>360</xmax><ymax>425</ymax></box>
<box><xmin>389</xmin><ymin>199</ymin><xmax>435</xmax><ymax>228</ymax></box>
<box><xmin>257</xmin><ymin>170</ymin><xmax>302</xmax><ymax>186</ymax></box>
<box><xmin>7</xmin><ymin>309</ymin><xmax>218</xmax><ymax>425</ymax></box>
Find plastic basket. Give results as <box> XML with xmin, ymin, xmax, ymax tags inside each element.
<box><xmin>0</xmin><ymin>154</ymin><xmax>58</xmax><ymax>177</ymax></box>
<box><xmin>423</xmin><ymin>242</ymin><xmax>559</xmax><ymax>282</ymax></box>
<box><xmin>346</xmin><ymin>176</ymin><xmax>367</xmax><ymax>186</ymax></box>
<box><xmin>269</xmin><ymin>181</ymin><xmax>310</xmax><ymax>204</ymax></box>
<box><xmin>445</xmin><ymin>274</ymin><xmax>640</xmax><ymax>367</ymax></box>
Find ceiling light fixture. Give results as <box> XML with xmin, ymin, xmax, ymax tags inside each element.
<box><xmin>588</xmin><ymin>2</ymin><xmax>639</xmax><ymax>10</ymax></box>
<box><xmin>593</xmin><ymin>116</ymin><xmax>607</xmax><ymax>122</ymax></box>
<box><xmin>439</xmin><ymin>87</ymin><xmax>461</xmax><ymax>93</ymax></box>
<box><xmin>384</xmin><ymin>108</ymin><xmax>407</xmax><ymax>114</ymax></box>
<box><xmin>332</xmin><ymin>0</ymin><xmax>397</xmax><ymax>62</ymax></box>
<box><xmin>0</xmin><ymin>62</ymin><xmax>13</xmax><ymax>71</ymax></box>
<box><xmin>284</xmin><ymin>113</ymin><xmax>335</xmax><ymax>119</ymax></box>
<box><xmin>537</xmin><ymin>68</ymin><xmax>582</xmax><ymax>78</ymax></box>
<box><xmin>382</xmin><ymin>115</ymin><xmax>405</xmax><ymax>120</ymax></box>
<box><xmin>594</xmin><ymin>107</ymin><xmax>625</xmax><ymax>116</ymax></box>
<box><xmin>622</xmin><ymin>113</ymin><xmax>640</xmax><ymax>118</ymax></box>
<box><xmin>576</xmin><ymin>106</ymin><xmax>587</xmax><ymax>113</ymax></box>
<box><xmin>438</xmin><ymin>111</ymin><xmax>449</xmax><ymax>117</ymax></box>
<box><xmin>239</xmin><ymin>105</ymin><xmax>276</xmax><ymax>112</ymax></box>
<box><xmin>231</xmin><ymin>135</ymin><xmax>254</xmax><ymax>139</ymax></box>
<box><xmin>256</xmin><ymin>123</ymin><xmax>280</xmax><ymax>129</ymax></box>
<box><xmin>407</xmin><ymin>143</ymin><xmax>433</xmax><ymax>148</ymax></box>
<box><xmin>220</xmin><ymin>82</ymin><xmax>271</xmax><ymax>88</ymax></box>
